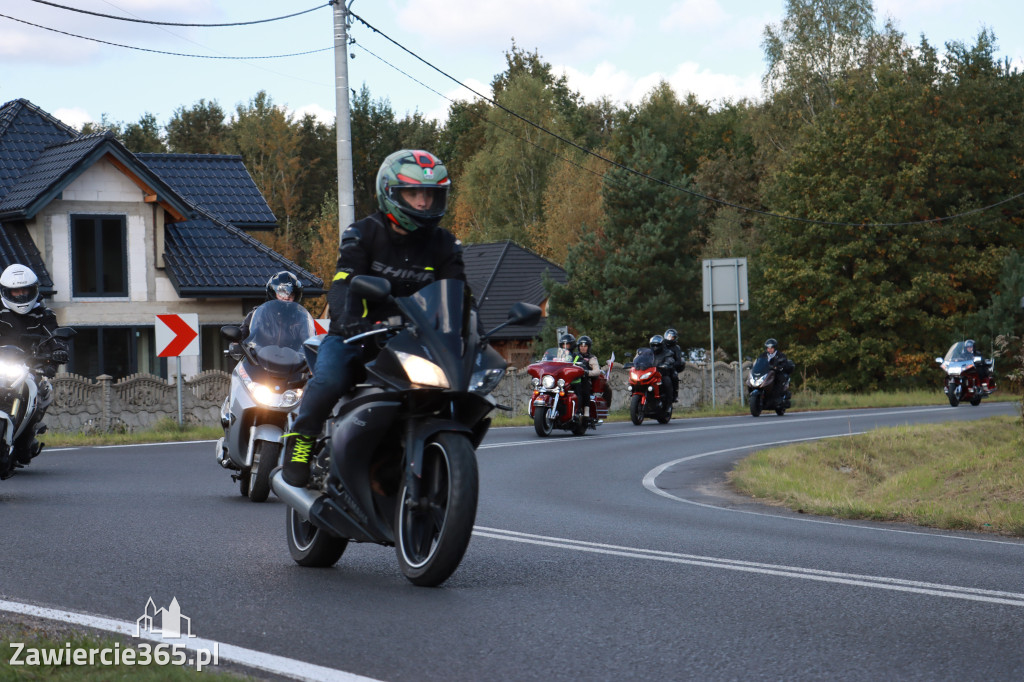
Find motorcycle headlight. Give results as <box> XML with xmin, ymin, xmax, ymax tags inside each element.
<box><xmin>948</xmin><ymin>366</ymin><xmax>962</xmax><ymax>375</ymax></box>
<box><xmin>542</xmin><ymin>375</ymin><xmax>555</xmax><ymax>389</ymax></box>
<box><xmin>470</xmin><ymin>367</ymin><xmax>505</xmax><ymax>395</ymax></box>
<box><xmin>396</xmin><ymin>351</ymin><xmax>450</xmax><ymax>389</ymax></box>
<box><xmin>752</xmin><ymin>376</ymin><xmax>765</xmax><ymax>387</ymax></box>
<box><xmin>639</xmin><ymin>371</ymin><xmax>652</xmax><ymax>381</ymax></box>
<box><xmin>531</xmin><ymin>377</ymin><xmax>541</xmax><ymax>388</ymax></box>
<box><xmin>0</xmin><ymin>360</ymin><xmax>27</xmax><ymax>383</ymax></box>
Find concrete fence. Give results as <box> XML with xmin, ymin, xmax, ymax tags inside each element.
<box><xmin>47</xmin><ymin>361</ymin><xmax>752</xmax><ymax>433</ymax></box>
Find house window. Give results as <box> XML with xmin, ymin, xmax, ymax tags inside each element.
<box><xmin>201</xmin><ymin>324</ymin><xmax>233</xmax><ymax>373</ymax></box>
<box><xmin>66</xmin><ymin>326</ymin><xmax>164</xmax><ymax>380</ymax></box>
<box><xmin>71</xmin><ymin>215</ymin><xmax>128</xmax><ymax>296</ymax></box>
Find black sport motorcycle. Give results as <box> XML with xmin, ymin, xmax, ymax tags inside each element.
<box><xmin>270</xmin><ymin>276</ymin><xmax>541</xmax><ymax>587</ymax></box>
<box><xmin>745</xmin><ymin>355</ymin><xmax>792</xmax><ymax>417</ymax></box>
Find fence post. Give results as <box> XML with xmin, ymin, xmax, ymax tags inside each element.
<box><xmin>97</xmin><ymin>374</ymin><xmax>112</xmax><ymax>432</ymax></box>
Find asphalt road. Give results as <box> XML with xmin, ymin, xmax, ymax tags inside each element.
<box><xmin>1</xmin><ymin>402</ymin><xmax>1022</xmax><ymax>681</ymax></box>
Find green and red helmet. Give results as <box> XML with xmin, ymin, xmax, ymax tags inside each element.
<box><xmin>376</xmin><ymin>149</ymin><xmax>450</xmax><ymax>232</ymax></box>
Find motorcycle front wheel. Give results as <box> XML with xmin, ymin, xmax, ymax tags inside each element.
<box><xmin>533</xmin><ymin>406</ymin><xmax>554</xmax><ymax>437</ymax></box>
<box><xmin>248</xmin><ymin>440</ymin><xmax>280</xmax><ymax>503</ymax></box>
<box><xmin>749</xmin><ymin>393</ymin><xmax>762</xmax><ymax>417</ymax></box>
<box><xmin>286</xmin><ymin>506</ymin><xmax>348</xmax><ymax>567</ymax></box>
<box><xmin>947</xmin><ymin>384</ymin><xmax>961</xmax><ymax>407</ymax></box>
<box><xmin>396</xmin><ymin>432</ymin><xmax>479</xmax><ymax>587</ymax></box>
<box><xmin>629</xmin><ymin>395</ymin><xmax>644</xmax><ymax>425</ymax></box>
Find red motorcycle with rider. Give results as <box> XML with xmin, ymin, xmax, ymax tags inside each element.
<box><xmin>936</xmin><ymin>339</ymin><xmax>996</xmax><ymax>407</ymax></box>
<box><xmin>627</xmin><ymin>346</ymin><xmax>673</xmax><ymax>425</ymax></box>
<box><xmin>527</xmin><ymin>334</ymin><xmax>610</xmax><ymax>437</ymax></box>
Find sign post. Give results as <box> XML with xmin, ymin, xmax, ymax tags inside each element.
<box><xmin>702</xmin><ymin>259</ymin><xmax>749</xmax><ymax>407</ymax></box>
<box><xmin>155</xmin><ymin>314</ymin><xmax>200</xmax><ymax>426</ymax></box>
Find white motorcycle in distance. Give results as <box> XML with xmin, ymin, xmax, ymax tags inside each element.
<box><xmin>0</xmin><ymin>327</ymin><xmax>75</xmax><ymax>479</ymax></box>
<box><xmin>216</xmin><ymin>300</ymin><xmax>316</xmax><ymax>501</ymax></box>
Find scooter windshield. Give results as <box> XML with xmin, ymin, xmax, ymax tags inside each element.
<box><xmin>244</xmin><ymin>300</ymin><xmax>316</xmax><ymax>352</ymax></box>
<box><xmin>633</xmin><ymin>348</ymin><xmax>656</xmax><ymax>370</ymax></box>
<box><xmin>751</xmin><ymin>356</ymin><xmax>771</xmax><ymax>375</ymax></box>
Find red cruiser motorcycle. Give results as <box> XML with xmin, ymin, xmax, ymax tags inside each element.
<box><xmin>627</xmin><ymin>348</ymin><xmax>672</xmax><ymax>425</ymax></box>
<box><xmin>527</xmin><ymin>356</ymin><xmax>609</xmax><ymax>437</ymax></box>
<box><xmin>936</xmin><ymin>341</ymin><xmax>996</xmax><ymax>407</ymax></box>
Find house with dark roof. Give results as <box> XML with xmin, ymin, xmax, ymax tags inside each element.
<box><xmin>0</xmin><ymin>99</ymin><xmax>323</xmax><ymax>380</ymax></box>
<box><xmin>463</xmin><ymin>240</ymin><xmax>566</xmax><ymax>368</ymax></box>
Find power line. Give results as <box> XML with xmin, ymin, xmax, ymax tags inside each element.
<box><xmin>0</xmin><ymin>12</ymin><xmax>333</xmax><ymax>59</ymax></box>
<box><xmin>26</xmin><ymin>0</ymin><xmax>328</xmax><ymax>27</ymax></box>
<box><xmin>349</xmin><ymin>10</ymin><xmax>1024</xmax><ymax>229</ymax></box>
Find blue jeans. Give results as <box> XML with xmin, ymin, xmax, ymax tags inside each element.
<box><xmin>292</xmin><ymin>334</ymin><xmax>360</xmax><ymax>437</ymax></box>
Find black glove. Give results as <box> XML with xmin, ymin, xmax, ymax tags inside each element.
<box><xmin>51</xmin><ymin>349</ymin><xmax>68</xmax><ymax>364</ymax></box>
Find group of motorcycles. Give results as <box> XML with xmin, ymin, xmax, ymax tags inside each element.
<box><xmin>214</xmin><ymin>276</ymin><xmax>540</xmax><ymax>586</ymax></box>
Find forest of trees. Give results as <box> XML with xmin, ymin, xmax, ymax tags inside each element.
<box><xmin>84</xmin><ymin>0</ymin><xmax>1024</xmax><ymax>392</ymax></box>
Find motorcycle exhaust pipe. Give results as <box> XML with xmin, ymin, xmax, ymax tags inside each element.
<box><xmin>270</xmin><ymin>469</ymin><xmax>322</xmax><ymax>522</ymax></box>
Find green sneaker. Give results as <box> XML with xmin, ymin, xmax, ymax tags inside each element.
<box><xmin>281</xmin><ymin>432</ymin><xmax>315</xmax><ymax>487</ymax></box>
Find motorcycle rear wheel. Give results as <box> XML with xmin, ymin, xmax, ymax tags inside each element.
<box><xmin>533</xmin><ymin>407</ymin><xmax>554</xmax><ymax>437</ymax></box>
<box><xmin>629</xmin><ymin>395</ymin><xmax>644</xmax><ymax>425</ymax></box>
<box><xmin>969</xmin><ymin>396</ymin><xmax>982</xmax><ymax>406</ymax></box>
<box><xmin>657</xmin><ymin>400</ymin><xmax>672</xmax><ymax>424</ymax></box>
<box><xmin>286</xmin><ymin>506</ymin><xmax>348</xmax><ymax>567</ymax></box>
<box><xmin>749</xmin><ymin>394</ymin><xmax>762</xmax><ymax>417</ymax></box>
<box><xmin>775</xmin><ymin>406</ymin><xmax>786</xmax><ymax>416</ymax></box>
<box><xmin>248</xmin><ymin>440</ymin><xmax>280</xmax><ymax>503</ymax></box>
<box><xmin>571</xmin><ymin>416</ymin><xmax>588</xmax><ymax>436</ymax></box>
<box><xmin>395</xmin><ymin>432</ymin><xmax>478</xmax><ymax>587</ymax></box>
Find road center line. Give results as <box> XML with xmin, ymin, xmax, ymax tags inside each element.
<box><xmin>473</xmin><ymin>527</ymin><xmax>1024</xmax><ymax>607</ymax></box>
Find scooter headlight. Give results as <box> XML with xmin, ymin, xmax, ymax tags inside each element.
<box><xmin>541</xmin><ymin>375</ymin><xmax>555</xmax><ymax>389</ymax></box>
<box><xmin>751</xmin><ymin>375</ymin><xmax>765</xmax><ymax>387</ymax></box>
<box><xmin>397</xmin><ymin>352</ymin><xmax>450</xmax><ymax>389</ymax></box>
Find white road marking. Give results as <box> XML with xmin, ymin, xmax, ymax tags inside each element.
<box><xmin>474</xmin><ymin>527</ymin><xmax>1024</xmax><ymax>606</ymax></box>
<box><xmin>0</xmin><ymin>599</ymin><xmax>380</xmax><ymax>682</ymax></box>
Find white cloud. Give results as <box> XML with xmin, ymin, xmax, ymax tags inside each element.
<box><xmin>53</xmin><ymin>107</ymin><xmax>92</xmax><ymax>130</ymax></box>
<box><xmin>292</xmin><ymin>102</ymin><xmax>335</xmax><ymax>125</ymax></box>
<box><xmin>666</xmin><ymin>62</ymin><xmax>762</xmax><ymax>105</ymax></box>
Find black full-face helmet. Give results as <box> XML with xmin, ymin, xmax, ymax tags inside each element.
<box><xmin>965</xmin><ymin>339</ymin><xmax>976</xmax><ymax>353</ymax></box>
<box><xmin>649</xmin><ymin>334</ymin><xmax>665</xmax><ymax>353</ymax></box>
<box><xmin>559</xmin><ymin>333</ymin><xmax>576</xmax><ymax>353</ymax></box>
<box><xmin>664</xmin><ymin>328</ymin><xmax>678</xmax><ymax>344</ymax></box>
<box><xmin>266</xmin><ymin>271</ymin><xmax>303</xmax><ymax>302</ymax></box>
<box><xmin>376</xmin><ymin>149</ymin><xmax>450</xmax><ymax>232</ymax></box>
<box><xmin>764</xmin><ymin>338</ymin><xmax>778</xmax><ymax>352</ymax></box>
<box><xmin>577</xmin><ymin>335</ymin><xmax>593</xmax><ymax>352</ymax></box>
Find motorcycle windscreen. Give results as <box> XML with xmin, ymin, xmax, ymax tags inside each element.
<box><xmin>393</xmin><ymin>279</ymin><xmax>474</xmax><ymax>388</ymax></box>
<box><xmin>245</xmin><ymin>300</ymin><xmax>317</xmax><ymax>352</ymax></box>
<box><xmin>943</xmin><ymin>342</ymin><xmax>974</xmax><ymax>363</ymax></box>
<box><xmin>633</xmin><ymin>347</ymin><xmax>656</xmax><ymax>370</ymax></box>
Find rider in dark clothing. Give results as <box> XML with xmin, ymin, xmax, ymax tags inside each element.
<box><xmin>571</xmin><ymin>335</ymin><xmax>602</xmax><ymax>417</ymax></box>
<box><xmin>963</xmin><ymin>339</ymin><xmax>991</xmax><ymax>385</ymax></box>
<box><xmin>281</xmin><ymin>150</ymin><xmax>468</xmax><ymax>487</ymax></box>
<box><xmin>758</xmin><ymin>338</ymin><xmax>794</xmax><ymax>402</ymax></box>
<box><xmin>663</xmin><ymin>328</ymin><xmax>685</xmax><ymax>402</ymax></box>
<box><xmin>649</xmin><ymin>334</ymin><xmax>676</xmax><ymax>403</ymax></box>
<box><xmin>0</xmin><ymin>264</ymin><xmax>68</xmax><ymax>465</ymax></box>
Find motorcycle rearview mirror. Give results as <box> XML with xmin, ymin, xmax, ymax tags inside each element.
<box><xmin>935</xmin><ymin>357</ymin><xmax>943</xmax><ymax>364</ymax></box>
<box><xmin>349</xmin><ymin>275</ymin><xmax>392</xmax><ymax>302</ymax></box>
<box><xmin>482</xmin><ymin>302</ymin><xmax>543</xmax><ymax>340</ymax></box>
<box><xmin>221</xmin><ymin>325</ymin><xmax>242</xmax><ymax>342</ymax></box>
<box><xmin>53</xmin><ymin>327</ymin><xmax>76</xmax><ymax>339</ymax></box>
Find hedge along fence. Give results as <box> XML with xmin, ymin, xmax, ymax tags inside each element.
<box><xmin>45</xmin><ymin>362</ymin><xmax>751</xmax><ymax>433</ymax></box>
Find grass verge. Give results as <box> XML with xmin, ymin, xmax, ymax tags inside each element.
<box><xmin>729</xmin><ymin>415</ymin><xmax>1024</xmax><ymax>536</ymax></box>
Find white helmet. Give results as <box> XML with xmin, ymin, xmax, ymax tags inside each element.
<box><xmin>0</xmin><ymin>264</ymin><xmax>40</xmax><ymax>315</ymax></box>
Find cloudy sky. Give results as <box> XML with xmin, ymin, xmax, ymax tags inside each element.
<box><xmin>1</xmin><ymin>0</ymin><xmax>1021</xmax><ymax>130</ymax></box>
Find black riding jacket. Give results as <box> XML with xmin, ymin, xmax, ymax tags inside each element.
<box><xmin>326</xmin><ymin>211</ymin><xmax>467</xmax><ymax>334</ymax></box>
<box><xmin>664</xmin><ymin>341</ymin><xmax>685</xmax><ymax>371</ymax></box>
<box><xmin>0</xmin><ymin>303</ymin><xmax>65</xmax><ymax>377</ymax></box>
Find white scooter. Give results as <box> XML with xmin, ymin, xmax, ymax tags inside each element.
<box><xmin>216</xmin><ymin>300</ymin><xmax>315</xmax><ymax>501</ymax></box>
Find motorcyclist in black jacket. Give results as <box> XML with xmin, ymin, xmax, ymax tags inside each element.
<box><xmin>649</xmin><ymin>334</ymin><xmax>676</xmax><ymax>403</ymax></box>
<box><xmin>0</xmin><ymin>264</ymin><xmax>68</xmax><ymax>463</ymax></box>
<box><xmin>663</xmin><ymin>328</ymin><xmax>685</xmax><ymax>402</ymax></box>
<box><xmin>280</xmin><ymin>150</ymin><xmax>468</xmax><ymax>488</ymax></box>
<box><xmin>758</xmin><ymin>338</ymin><xmax>794</xmax><ymax>402</ymax></box>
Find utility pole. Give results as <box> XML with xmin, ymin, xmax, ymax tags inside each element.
<box><xmin>333</xmin><ymin>0</ymin><xmax>355</xmax><ymax>238</ymax></box>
